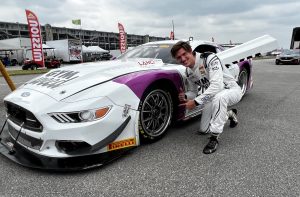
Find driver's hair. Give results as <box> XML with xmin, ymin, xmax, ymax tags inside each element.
<box><xmin>171</xmin><ymin>41</ymin><xmax>193</xmax><ymax>58</ymax></box>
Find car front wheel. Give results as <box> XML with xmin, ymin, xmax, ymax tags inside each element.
<box><xmin>138</xmin><ymin>88</ymin><xmax>173</xmax><ymax>142</ymax></box>
<box><xmin>30</xmin><ymin>64</ymin><xmax>37</xmax><ymax>70</ymax></box>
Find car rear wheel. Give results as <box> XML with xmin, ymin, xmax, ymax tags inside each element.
<box><xmin>238</xmin><ymin>68</ymin><xmax>248</xmax><ymax>97</ymax></box>
<box><xmin>138</xmin><ymin>88</ymin><xmax>173</xmax><ymax>142</ymax></box>
<box><xmin>30</xmin><ymin>64</ymin><xmax>37</xmax><ymax>70</ymax></box>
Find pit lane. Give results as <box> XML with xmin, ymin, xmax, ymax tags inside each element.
<box><xmin>0</xmin><ymin>59</ymin><xmax>299</xmax><ymax>196</ymax></box>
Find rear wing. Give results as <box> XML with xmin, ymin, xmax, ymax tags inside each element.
<box><xmin>217</xmin><ymin>35</ymin><xmax>278</xmax><ymax>65</ymax></box>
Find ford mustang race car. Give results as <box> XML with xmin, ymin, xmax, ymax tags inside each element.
<box><xmin>0</xmin><ymin>35</ymin><xmax>277</xmax><ymax>170</ymax></box>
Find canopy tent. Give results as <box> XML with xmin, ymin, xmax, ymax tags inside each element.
<box><xmin>82</xmin><ymin>45</ymin><xmax>89</xmax><ymax>53</ymax></box>
<box><xmin>0</xmin><ymin>43</ymin><xmax>22</xmax><ymax>50</ymax></box>
<box><xmin>82</xmin><ymin>45</ymin><xmax>108</xmax><ymax>53</ymax></box>
<box><xmin>42</xmin><ymin>44</ymin><xmax>55</xmax><ymax>49</ymax></box>
<box><xmin>88</xmin><ymin>46</ymin><xmax>108</xmax><ymax>53</ymax></box>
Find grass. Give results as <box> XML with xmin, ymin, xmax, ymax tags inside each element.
<box><xmin>0</xmin><ymin>69</ymin><xmax>50</xmax><ymax>77</ymax></box>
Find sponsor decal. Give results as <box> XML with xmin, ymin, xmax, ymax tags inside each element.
<box><xmin>122</xmin><ymin>104</ymin><xmax>131</xmax><ymax>117</ymax></box>
<box><xmin>21</xmin><ymin>92</ymin><xmax>30</xmax><ymax>97</ymax></box>
<box><xmin>26</xmin><ymin>70</ymin><xmax>80</xmax><ymax>88</ymax></box>
<box><xmin>159</xmin><ymin>45</ymin><xmax>170</xmax><ymax>48</ymax></box>
<box><xmin>108</xmin><ymin>138</ymin><xmax>136</xmax><ymax>151</ymax></box>
<box><xmin>25</xmin><ymin>9</ymin><xmax>44</xmax><ymax>67</ymax></box>
<box><xmin>138</xmin><ymin>60</ymin><xmax>155</xmax><ymax>67</ymax></box>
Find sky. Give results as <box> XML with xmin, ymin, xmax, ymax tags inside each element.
<box><xmin>1</xmin><ymin>0</ymin><xmax>299</xmax><ymax>48</ymax></box>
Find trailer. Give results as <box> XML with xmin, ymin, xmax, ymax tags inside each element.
<box><xmin>46</xmin><ymin>39</ymin><xmax>82</xmax><ymax>63</ymax></box>
<box><xmin>0</xmin><ymin>38</ymin><xmax>31</xmax><ymax>66</ymax></box>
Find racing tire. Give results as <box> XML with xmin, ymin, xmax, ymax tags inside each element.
<box><xmin>138</xmin><ymin>88</ymin><xmax>173</xmax><ymax>143</ymax></box>
<box><xmin>238</xmin><ymin>68</ymin><xmax>248</xmax><ymax>97</ymax></box>
<box><xmin>30</xmin><ymin>64</ymin><xmax>37</xmax><ymax>70</ymax></box>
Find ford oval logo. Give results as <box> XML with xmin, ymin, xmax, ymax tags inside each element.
<box><xmin>21</xmin><ymin>92</ymin><xmax>30</xmax><ymax>97</ymax></box>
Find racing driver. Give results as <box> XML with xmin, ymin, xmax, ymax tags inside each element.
<box><xmin>171</xmin><ymin>41</ymin><xmax>242</xmax><ymax>154</ymax></box>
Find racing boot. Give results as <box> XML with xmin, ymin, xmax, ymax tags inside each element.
<box><xmin>203</xmin><ymin>133</ymin><xmax>219</xmax><ymax>154</ymax></box>
<box><xmin>228</xmin><ymin>108</ymin><xmax>238</xmax><ymax>128</ymax></box>
<box><xmin>195</xmin><ymin>128</ymin><xmax>210</xmax><ymax>135</ymax></box>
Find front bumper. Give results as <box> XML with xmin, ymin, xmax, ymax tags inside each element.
<box><xmin>276</xmin><ymin>58</ymin><xmax>299</xmax><ymax>64</ymax></box>
<box><xmin>0</xmin><ymin>129</ymin><xmax>135</xmax><ymax>171</ymax></box>
<box><xmin>0</xmin><ymin>116</ymin><xmax>136</xmax><ymax>171</ymax></box>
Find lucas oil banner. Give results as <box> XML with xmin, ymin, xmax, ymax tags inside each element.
<box><xmin>25</xmin><ymin>9</ymin><xmax>44</xmax><ymax>67</ymax></box>
<box><xmin>118</xmin><ymin>23</ymin><xmax>127</xmax><ymax>54</ymax></box>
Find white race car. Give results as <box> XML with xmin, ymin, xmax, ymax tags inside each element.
<box><xmin>0</xmin><ymin>35</ymin><xmax>277</xmax><ymax>170</ymax></box>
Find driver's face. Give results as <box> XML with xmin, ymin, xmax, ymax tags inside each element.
<box><xmin>174</xmin><ymin>48</ymin><xmax>195</xmax><ymax>68</ymax></box>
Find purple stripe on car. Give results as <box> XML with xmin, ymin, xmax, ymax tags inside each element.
<box><xmin>113</xmin><ymin>69</ymin><xmax>183</xmax><ymax>99</ymax></box>
<box><xmin>113</xmin><ymin>69</ymin><xmax>185</xmax><ymax>120</ymax></box>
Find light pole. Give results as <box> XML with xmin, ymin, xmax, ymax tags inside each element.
<box><xmin>16</xmin><ymin>22</ymin><xmax>21</xmax><ymax>38</ymax></box>
<box><xmin>172</xmin><ymin>20</ymin><xmax>175</xmax><ymax>39</ymax></box>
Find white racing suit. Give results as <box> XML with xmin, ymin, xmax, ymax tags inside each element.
<box><xmin>184</xmin><ymin>52</ymin><xmax>242</xmax><ymax>134</ymax></box>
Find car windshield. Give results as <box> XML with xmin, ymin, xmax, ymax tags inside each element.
<box><xmin>282</xmin><ymin>49</ymin><xmax>300</xmax><ymax>55</ymax></box>
<box><xmin>117</xmin><ymin>44</ymin><xmax>178</xmax><ymax>64</ymax></box>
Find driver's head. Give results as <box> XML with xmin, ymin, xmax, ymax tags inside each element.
<box><xmin>171</xmin><ymin>41</ymin><xmax>196</xmax><ymax>68</ymax></box>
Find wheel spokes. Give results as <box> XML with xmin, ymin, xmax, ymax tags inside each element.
<box><xmin>141</xmin><ymin>90</ymin><xmax>170</xmax><ymax>136</ymax></box>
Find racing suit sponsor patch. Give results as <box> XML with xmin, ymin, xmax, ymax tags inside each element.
<box><xmin>209</xmin><ymin>60</ymin><xmax>220</xmax><ymax>71</ymax></box>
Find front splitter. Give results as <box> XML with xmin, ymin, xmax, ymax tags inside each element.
<box><xmin>0</xmin><ymin>132</ymin><xmax>135</xmax><ymax>171</ymax></box>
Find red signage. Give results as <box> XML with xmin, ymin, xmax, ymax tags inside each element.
<box><xmin>118</xmin><ymin>23</ymin><xmax>127</xmax><ymax>54</ymax></box>
<box><xmin>170</xmin><ymin>31</ymin><xmax>174</xmax><ymax>40</ymax></box>
<box><xmin>25</xmin><ymin>9</ymin><xmax>44</xmax><ymax>67</ymax></box>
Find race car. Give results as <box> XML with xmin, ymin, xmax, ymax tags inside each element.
<box><xmin>0</xmin><ymin>35</ymin><xmax>277</xmax><ymax>170</ymax></box>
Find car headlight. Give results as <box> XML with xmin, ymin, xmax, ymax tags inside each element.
<box><xmin>49</xmin><ymin>106</ymin><xmax>111</xmax><ymax>123</ymax></box>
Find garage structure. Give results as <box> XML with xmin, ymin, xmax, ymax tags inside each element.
<box><xmin>290</xmin><ymin>27</ymin><xmax>300</xmax><ymax>49</ymax></box>
<box><xmin>0</xmin><ymin>21</ymin><xmax>168</xmax><ymax>51</ymax></box>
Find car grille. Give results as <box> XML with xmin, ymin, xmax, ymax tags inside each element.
<box><xmin>7</xmin><ymin>124</ymin><xmax>43</xmax><ymax>150</ymax></box>
<box><xmin>4</xmin><ymin>101</ymin><xmax>43</xmax><ymax>132</ymax></box>
<box><xmin>280</xmin><ymin>57</ymin><xmax>293</xmax><ymax>60</ymax></box>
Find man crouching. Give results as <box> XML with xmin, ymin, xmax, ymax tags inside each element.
<box><xmin>171</xmin><ymin>41</ymin><xmax>242</xmax><ymax>154</ymax></box>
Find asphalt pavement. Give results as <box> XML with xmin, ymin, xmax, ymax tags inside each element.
<box><xmin>0</xmin><ymin>59</ymin><xmax>299</xmax><ymax>197</ymax></box>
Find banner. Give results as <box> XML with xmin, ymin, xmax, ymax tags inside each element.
<box><xmin>72</xmin><ymin>19</ymin><xmax>81</xmax><ymax>25</ymax></box>
<box><xmin>25</xmin><ymin>9</ymin><xmax>44</xmax><ymax>67</ymax></box>
<box><xmin>170</xmin><ymin>31</ymin><xmax>174</xmax><ymax>40</ymax></box>
<box><xmin>118</xmin><ymin>23</ymin><xmax>127</xmax><ymax>54</ymax></box>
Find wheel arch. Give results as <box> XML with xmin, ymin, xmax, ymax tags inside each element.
<box><xmin>113</xmin><ymin>70</ymin><xmax>184</xmax><ymax>119</ymax></box>
<box><xmin>142</xmin><ymin>78</ymin><xmax>180</xmax><ymax>119</ymax></box>
<box><xmin>114</xmin><ymin>70</ymin><xmax>183</xmax><ymax>99</ymax></box>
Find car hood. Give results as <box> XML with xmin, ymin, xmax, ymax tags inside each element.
<box><xmin>20</xmin><ymin>58</ymin><xmax>165</xmax><ymax>101</ymax></box>
<box><xmin>279</xmin><ymin>54</ymin><xmax>300</xmax><ymax>57</ymax></box>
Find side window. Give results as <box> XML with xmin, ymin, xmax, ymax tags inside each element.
<box><xmin>216</xmin><ymin>47</ymin><xmax>224</xmax><ymax>53</ymax></box>
<box><xmin>193</xmin><ymin>44</ymin><xmax>217</xmax><ymax>54</ymax></box>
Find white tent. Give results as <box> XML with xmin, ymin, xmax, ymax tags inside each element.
<box><xmin>82</xmin><ymin>45</ymin><xmax>90</xmax><ymax>53</ymax></box>
<box><xmin>42</xmin><ymin>44</ymin><xmax>54</xmax><ymax>49</ymax></box>
<box><xmin>0</xmin><ymin>42</ymin><xmax>22</xmax><ymax>50</ymax></box>
<box><xmin>87</xmin><ymin>46</ymin><xmax>108</xmax><ymax>53</ymax></box>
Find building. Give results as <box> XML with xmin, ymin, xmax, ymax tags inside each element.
<box><xmin>0</xmin><ymin>21</ymin><xmax>168</xmax><ymax>51</ymax></box>
<box><xmin>290</xmin><ymin>27</ymin><xmax>300</xmax><ymax>49</ymax></box>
